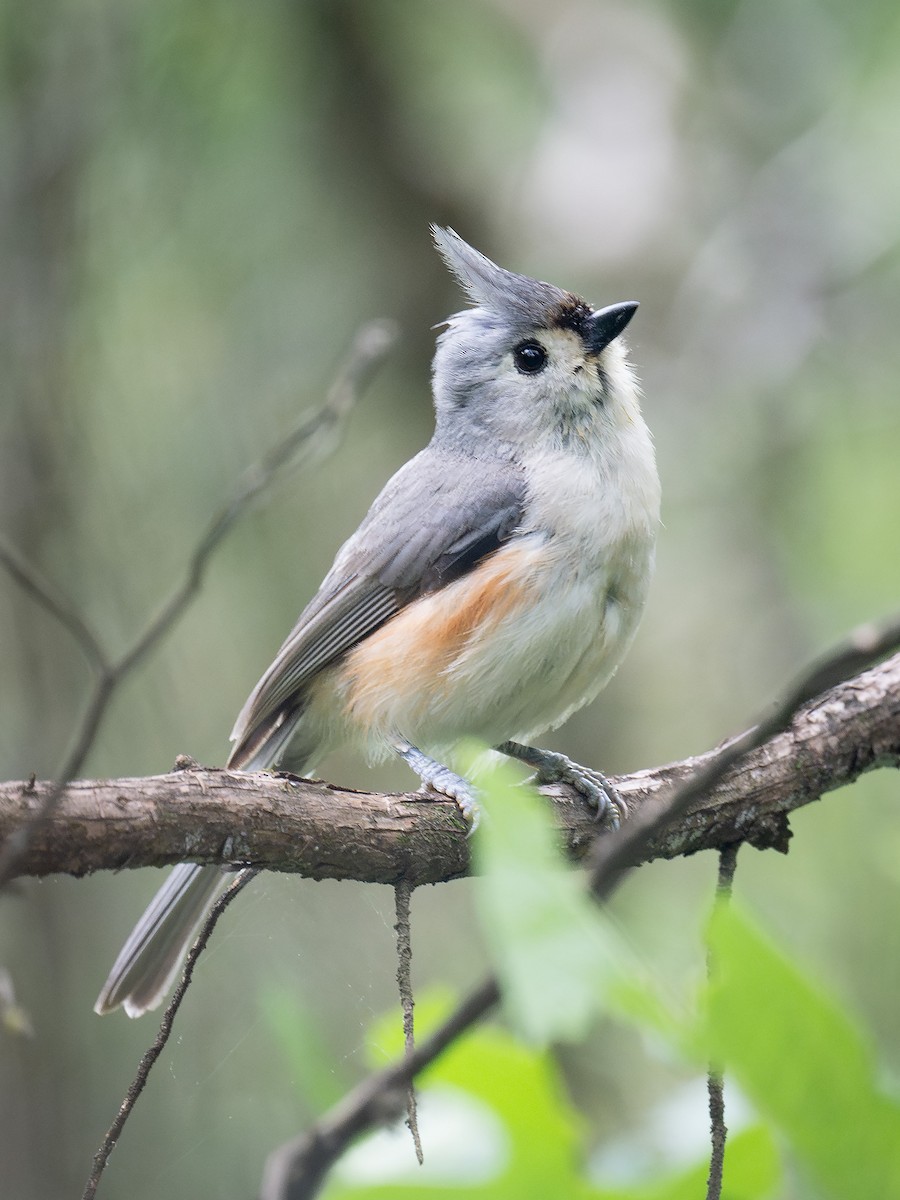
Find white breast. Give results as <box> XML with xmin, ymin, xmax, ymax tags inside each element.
<box><xmin>302</xmin><ymin>407</ymin><xmax>660</xmax><ymax>762</ymax></box>
<box><xmin>504</xmin><ymin>413</ymin><xmax>660</xmax><ymax>735</ymax></box>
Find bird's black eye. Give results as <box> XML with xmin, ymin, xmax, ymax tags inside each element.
<box><xmin>513</xmin><ymin>340</ymin><xmax>547</xmax><ymax>375</ymax></box>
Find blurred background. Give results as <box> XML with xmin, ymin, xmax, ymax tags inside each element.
<box><xmin>1</xmin><ymin>0</ymin><xmax>899</xmax><ymax>1196</ymax></box>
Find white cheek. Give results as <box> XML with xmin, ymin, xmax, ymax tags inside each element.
<box><xmin>503</xmin><ymin>362</ymin><xmax>591</xmax><ymax>414</ymax></box>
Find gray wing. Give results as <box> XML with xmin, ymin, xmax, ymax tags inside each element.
<box><xmin>228</xmin><ymin>446</ymin><xmax>525</xmax><ymax>767</ymax></box>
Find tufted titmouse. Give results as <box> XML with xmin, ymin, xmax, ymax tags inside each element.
<box><xmin>95</xmin><ymin>228</ymin><xmax>660</xmax><ymax>1017</ymax></box>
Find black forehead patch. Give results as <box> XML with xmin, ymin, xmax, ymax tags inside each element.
<box><xmin>548</xmin><ymin>296</ymin><xmax>594</xmax><ymax>342</ymax></box>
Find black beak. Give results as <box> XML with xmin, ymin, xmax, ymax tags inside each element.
<box><xmin>587</xmin><ymin>301</ymin><xmax>639</xmax><ymax>355</ymax></box>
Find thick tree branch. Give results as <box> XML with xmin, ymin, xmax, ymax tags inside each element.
<box><xmin>5</xmin><ymin>651</ymin><xmax>900</xmax><ymax>884</ymax></box>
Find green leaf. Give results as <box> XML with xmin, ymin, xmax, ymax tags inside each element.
<box><xmin>706</xmin><ymin>903</ymin><xmax>900</xmax><ymax>1198</ymax></box>
<box><xmin>466</xmin><ymin>748</ymin><xmax>644</xmax><ymax>1045</ymax></box>
<box><xmin>330</xmin><ymin>997</ymin><xmax>781</xmax><ymax>1200</ymax></box>
<box><xmin>326</xmin><ymin>994</ymin><xmax>600</xmax><ymax>1199</ymax></box>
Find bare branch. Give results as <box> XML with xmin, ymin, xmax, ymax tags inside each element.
<box><xmin>0</xmin><ymin>321</ymin><xmax>397</xmax><ymax>888</ymax></box>
<box><xmin>0</xmin><ymin>680</ymin><xmax>116</xmax><ymax>888</ymax></box>
<box><xmin>393</xmin><ymin>880</ymin><xmax>422</xmax><ymax>1164</ymax></box>
<box><xmin>705</xmin><ymin>843</ymin><xmax>739</xmax><ymax>1200</ymax></box>
<box><xmin>583</xmin><ymin>610</ymin><xmax>900</xmax><ymax>903</ymax></box>
<box><xmin>115</xmin><ymin>319</ymin><xmax>398</xmax><ymax>681</ymax></box>
<box><xmin>0</xmin><ymin>535</ymin><xmax>109</xmax><ymax>672</ymax></box>
<box><xmin>4</xmin><ymin>648</ymin><xmax>899</xmax><ymax>883</ymax></box>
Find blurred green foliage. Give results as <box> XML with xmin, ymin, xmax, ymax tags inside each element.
<box><xmin>312</xmin><ymin>894</ymin><xmax>898</xmax><ymax>1198</ymax></box>
<box><xmin>470</xmin><ymin>748</ymin><xmax>652</xmax><ymax>1046</ymax></box>
<box><xmin>704</xmin><ymin>904</ymin><xmax>900</xmax><ymax>1199</ymax></box>
<box><xmin>327</xmin><ymin>994</ymin><xmax>600</xmax><ymax>1199</ymax></box>
<box><xmin>1</xmin><ymin>0</ymin><xmax>899</xmax><ymax>1196</ymax></box>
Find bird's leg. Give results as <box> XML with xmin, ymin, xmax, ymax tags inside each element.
<box><xmin>392</xmin><ymin>740</ymin><xmax>479</xmax><ymax>830</ymax></box>
<box><xmin>495</xmin><ymin>740</ymin><xmax>626</xmax><ymax>829</ymax></box>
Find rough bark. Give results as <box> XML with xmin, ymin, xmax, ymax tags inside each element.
<box><xmin>4</xmin><ymin>652</ymin><xmax>900</xmax><ymax>884</ymax></box>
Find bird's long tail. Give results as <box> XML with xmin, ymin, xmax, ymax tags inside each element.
<box><xmin>94</xmin><ymin>862</ymin><xmax>230</xmax><ymax>1017</ymax></box>
<box><xmin>95</xmin><ymin>705</ymin><xmax>313</xmax><ymax>1017</ymax></box>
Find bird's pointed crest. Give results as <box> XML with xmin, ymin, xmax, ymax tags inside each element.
<box><xmin>432</xmin><ymin>226</ymin><xmax>573</xmax><ymax>328</ymax></box>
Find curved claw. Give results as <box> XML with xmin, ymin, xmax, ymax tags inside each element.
<box><xmin>496</xmin><ymin>741</ymin><xmax>626</xmax><ymax>830</ymax></box>
<box><xmin>393</xmin><ymin>740</ymin><xmax>480</xmax><ymax>833</ymax></box>
<box><xmin>572</xmin><ymin>764</ymin><xmax>628</xmax><ymax>829</ymax></box>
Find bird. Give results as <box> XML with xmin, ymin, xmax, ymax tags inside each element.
<box><xmin>95</xmin><ymin>227</ymin><xmax>661</xmax><ymax>1017</ymax></box>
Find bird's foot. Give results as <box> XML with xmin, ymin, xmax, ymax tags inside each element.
<box><xmin>496</xmin><ymin>741</ymin><xmax>626</xmax><ymax>830</ymax></box>
<box><xmin>393</xmin><ymin>741</ymin><xmax>480</xmax><ymax>832</ymax></box>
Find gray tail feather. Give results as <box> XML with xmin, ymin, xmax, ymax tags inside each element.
<box><xmin>226</xmin><ymin>703</ymin><xmax>304</xmax><ymax>772</ymax></box>
<box><xmin>98</xmin><ymin>705</ymin><xmax>311</xmax><ymax>1018</ymax></box>
<box><xmin>94</xmin><ymin>863</ymin><xmax>229</xmax><ymax>1018</ymax></box>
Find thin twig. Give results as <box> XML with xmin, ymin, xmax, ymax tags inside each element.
<box><xmin>0</xmin><ymin>537</ymin><xmax>118</xmax><ymax>883</ymax></box>
<box><xmin>260</xmin><ymin>978</ymin><xmax>501</xmax><ymax>1200</ymax></box>
<box><xmin>705</xmin><ymin>1070</ymin><xmax>726</xmax><ymax>1200</ymax></box>
<box><xmin>705</xmin><ymin>843</ymin><xmax>739</xmax><ymax>1200</ymax></box>
<box><xmin>756</xmin><ymin>613</ymin><xmax>900</xmax><ymax>725</ymax></box>
<box><xmin>393</xmin><ymin>880</ymin><xmax>422</xmax><ymax>1164</ymax></box>
<box><xmin>82</xmin><ymin>869</ymin><xmax>258</xmax><ymax>1200</ymax></box>
<box><xmin>0</xmin><ymin>534</ymin><xmax>108</xmax><ymax>673</ymax></box>
<box><xmin>260</xmin><ymin>614</ymin><xmax>900</xmax><ymax>1198</ymax></box>
<box><xmin>114</xmin><ymin>319</ymin><xmax>398</xmax><ymax>682</ymax></box>
<box><xmin>0</xmin><ymin>321</ymin><xmax>398</xmax><ymax>889</ymax></box>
